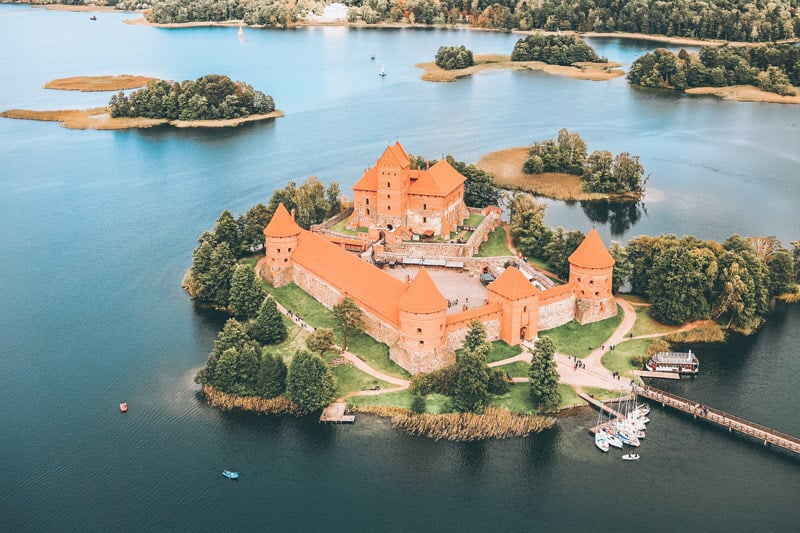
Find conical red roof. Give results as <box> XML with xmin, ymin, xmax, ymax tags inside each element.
<box><xmin>398</xmin><ymin>269</ymin><xmax>447</xmax><ymax>313</ymax></box>
<box><xmin>263</xmin><ymin>203</ymin><xmax>301</xmax><ymax>238</ymax></box>
<box><xmin>487</xmin><ymin>267</ymin><xmax>539</xmax><ymax>299</ymax></box>
<box><xmin>568</xmin><ymin>228</ymin><xmax>615</xmax><ymax>269</ymax></box>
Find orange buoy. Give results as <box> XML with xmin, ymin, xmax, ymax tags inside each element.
<box><xmin>119</xmin><ymin>402</ymin><xmax>128</xmax><ymax>413</ymax></box>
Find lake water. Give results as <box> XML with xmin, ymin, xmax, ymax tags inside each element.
<box><xmin>0</xmin><ymin>6</ymin><xmax>798</xmax><ymax>530</ymax></box>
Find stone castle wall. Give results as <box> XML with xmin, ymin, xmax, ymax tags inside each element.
<box><xmin>445</xmin><ymin>317</ymin><xmax>501</xmax><ymax>352</ymax></box>
<box><xmin>576</xmin><ymin>298</ymin><xmax>617</xmax><ymax>325</ymax></box>
<box><xmin>538</xmin><ymin>293</ymin><xmax>576</xmax><ymax>331</ymax></box>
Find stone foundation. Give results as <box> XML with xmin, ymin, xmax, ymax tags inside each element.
<box><xmin>575</xmin><ymin>297</ymin><xmax>617</xmax><ymax>325</ymax></box>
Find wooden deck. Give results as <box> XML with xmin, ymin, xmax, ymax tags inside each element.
<box><xmin>577</xmin><ymin>392</ymin><xmax>631</xmax><ymax>434</ymax></box>
<box><xmin>633</xmin><ymin>370</ymin><xmax>680</xmax><ymax>380</ymax></box>
<box><xmin>320</xmin><ymin>401</ymin><xmax>355</xmax><ymax>424</ymax></box>
<box><xmin>636</xmin><ymin>385</ymin><xmax>800</xmax><ymax>455</ymax></box>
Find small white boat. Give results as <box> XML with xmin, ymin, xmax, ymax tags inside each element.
<box><xmin>595</xmin><ymin>431</ymin><xmax>609</xmax><ymax>452</ymax></box>
<box><xmin>238</xmin><ymin>26</ymin><xmax>244</xmax><ymax>40</ymax></box>
<box><xmin>222</xmin><ymin>470</ymin><xmax>239</xmax><ymax>480</ymax></box>
<box><xmin>600</xmin><ymin>429</ymin><xmax>623</xmax><ymax>449</ymax></box>
<box><xmin>379</xmin><ymin>63</ymin><xmax>387</xmax><ymax>77</ymax></box>
<box><xmin>622</xmin><ymin>454</ymin><xmax>640</xmax><ymax>461</ymax></box>
<box><xmin>614</xmin><ymin>428</ymin><xmax>641</xmax><ymax>447</ymax></box>
<box><xmin>634</xmin><ymin>404</ymin><xmax>650</xmax><ymax>416</ymax></box>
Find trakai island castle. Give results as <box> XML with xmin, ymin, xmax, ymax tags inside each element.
<box><xmin>257</xmin><ymin>142</ymin><xmax>616</xmax><ymax>374</ymax></box>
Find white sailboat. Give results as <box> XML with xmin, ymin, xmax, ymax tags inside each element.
<box><xmin>600</xmin><ymin>429</ymin><xmax>624</xmax><ymax>449</ymax></box>
<box><xmin>595</xmin><ymin>431</ymin><xmax>610</xmax><ymax>452</ymax></box>
<box><xmin>238</xmin><ymin>25</ymin><xmax>244</xmax><ymax>40</ymax></box>
<box><xmin>379</xmin><ymin>63</ymin><xmax>387</xmax><ymax>77</ymax></box>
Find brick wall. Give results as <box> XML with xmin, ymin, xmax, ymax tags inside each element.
<box><xmin>538</xmin><ymin>293</ymin><xmax>576</xmax><ymax>331</ymax></box>
<box><xmin>445</xmin><ymin>317</ymin><xmax>501</xmax><ymax>351</ymax></box>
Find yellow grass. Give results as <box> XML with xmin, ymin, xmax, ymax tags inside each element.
<box><xmin>202</xmin><ymin>385</ymin><xmax>304</xmax><ymax>415</ymax></box>
<box><xmin>0</xmin><ymin>108</ymin><xmax>284</xmax><ymax>130</ymax></box>
<box><xmin>685</xmin><ymin>85</ymin><xmax>800</xmax><ymax>105</ymax></box>
<box><xmin>352</xmin><ymin>405</ymin><xmax>555</xmax><ymax>441</ymax></box>
<box><xmin>664</xmin><ymin>324</ymin><xmax>727</xmax><ymax>344</ymax></box>
<box><xmin>476</xmin><ymin>146</ymin><xmax>607</xmax><ymax>201</ymax></box>
<box><xmin>416</xmin><ymin>54</ymin><xmax>624</xmax><ymax>83</ymax></box>
<box><xmin>44</xmin><ymin>75</ymin><xmax>157</xmax><ymax>92</ymax></box>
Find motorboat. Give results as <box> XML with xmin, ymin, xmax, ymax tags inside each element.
<box><xmin>622</xmin><ymin>454</ymin><xmax>640</xmax><ymax>461</ymax></box>
<box><xmin>119</xmin><ymin>402</ymin><xmax>128</xmax><ymax>413</ymax></box>
<box><xmin>222</xmin><ymin>470</ymin><xmax>239</xmax><ymax>480</ymax></box>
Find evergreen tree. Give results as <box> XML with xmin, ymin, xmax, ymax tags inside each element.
<box><xmin>306</xmin><ymin>328</ymin><xmax>336</xmax><ymax>358</ymax></box>
<box><xmin>326</xmin><ymin>182</ymin><xmax>342</xmax><ymax>218</ymax></box>
<box><xmin>528</xmin><ymin>337</ymin><xmax>561</xmax><ymax>412</ymax></box>
<box><xmin>188</xmin><ymin>241</ymin><xmax>214</xmax><ymax>300</ymax></box>
<box><xmin>213</xmin><ymin>210</ymin><xmax>240</xmax><ymax>252</ymax></box>
<box><xmin>228</xmin><ymin>264</ymin><xmax>264</xmax><ymax>319</ymax></box>
<box><xmin>213</xmin><ymin>347</ymin><xmax>240</xmax><ymax>393</ymax></box>
<box><xmin>249</xmin><ymin>296</ymin><xmax>287</xmax><ymax>345</ymax></box>
<box><xmin>195</xmin><ymin>318</ymin><xmax>252</xmax><ymax>385</ymax></box>
<box><xmin>609</xmin><ymin>241</ymin><xmax>631</xmax><ymax>293</ymax></box>
<box><xmin>509</xmin><ymin>194</ymin><xmax>551</xmax><ymax>259</ymax></box>
<box><xmin>767</xmin><ymin>250</ymin><xmax>795</xmax><ymax>296</ymax></box>
<box><xmin>332</xmin><ymin>297</ymin><xmax>364</xmax><ymax>351</ymax></box>
<box><xmin>257</xmin><ymin>352</ymin><xmax>288</xmax><ymax>398</ymax></box>
<box><xmin>452</xmin><ymin>341</ymin><xmax>490</xmax><ymax>413</ymax></box>
<box><xmin>410</xmin><ymin>393</ymin><xmax>426</xmax><ymax>414</ymax></box>
<box><xmin>238</xmin><ymin>203</ymin><xmax>271</xmax><ymax>254</ymax></box>
<box><xmin>286</xmin><ymin>351</ymin><xmax>335</xmax><ymax>412</ymax></box>
<box><xmin>462</xmin><ymin>320</ymin><xmax>488</xmax><ymax>354</ymax></box>
<box><xmin>207</xmin><ymin>242</ymin><xmax>236</xmax><ymax>306</ymax></box>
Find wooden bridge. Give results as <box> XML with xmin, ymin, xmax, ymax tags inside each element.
<box><xmin>636</xmin><ymin>385</ymin><xmax>800</xmax><ymax>455</ymax></box>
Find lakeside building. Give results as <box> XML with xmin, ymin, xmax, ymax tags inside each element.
<box><xmin>257</xmin><ymin>143</ymin><xmax>617</xmax><ymax>374</ymax></box>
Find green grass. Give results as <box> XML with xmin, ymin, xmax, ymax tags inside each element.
<box><xmin>629</xmin><ymin>305</ymin><xmax>678</xmax><ymax>337</ymax></box>
<box><xmin>496</xmin><ymin>361</ymin><xmax>530</xmax><ymax>377</ymax></box>
<box><xmin>328</xmin><ymin>217</ymin><xmax>367</xmax><ymax>235</ymax></box>
<box><xmin>582</xmin><ymin>386</ymin><xmax>624</xmax><ymax>402</ymax></box>
<box><xmin>485</xmin><ymin>340</ymin><xmax>522</xmax><ymax>363</ymax></box>
<box><xmin>526</xmin><ymin>256</ymin><xmax>557</xmax><ymax>275</ymax></box>
<box><xmin>263</xmin><ymin>283</ymin><xmax>410</xmax><ymax>378</ymax></box>
<box><xmin>474</xmin><ymin>227</ymin><xmax>513</xmax><ymax>257</ymax></box>
<box><xmin>326</xmin><ymin>355</ymin><xmax>392</xmax><ymax>397</ymax></box>
<box><xmin>600</xmin><ymin>339</ymin><xmax>650</xmax><ymax>379</ymax></box>
<box><xmin>491</xmin><ymin>383</ymin><xmax>538</xmax><ymax>413</ymax></box>
<box><xmin>541</xmin><ymin>305</ymin><xmax>623</xmax><ymax>358</ymax></box>
<box><xmin>464</xmin><ymin>213</ymin><xmax>485</xmax><ymax>227</ymax></box>
<box><xmin>615</xmin><ymin>293</ymin><xmax>650</xmax><ymax>304</ymax></box>
<box><xmin>348</xmin><ymin>391</ymin><xmax>452</xmax><ymax>413</ymax></box>
<box><xmin>260</xmin><ymin>315</ymin><xmax>306</xmax><ymax>363</ymax></box>
<box><xmin>557</xmin><ymin>383</ymin><xmax>583</xmax><ymax>407</ymax></box>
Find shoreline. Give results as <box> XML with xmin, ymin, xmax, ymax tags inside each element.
<box><xmin>685</xmin><ymin>85</ymin><xmax>800</xmax><ymax>105</ymax></box>
<box><xmin>0</xmin><ymin>107</ymin><xmax>285</xmax><ymax>130</ymax></box>
<box><xmin>44</xmin><ymin>75</ymin><xmax>157</xmax><ymax>92</ymax></box>
<box><xmin>475</xmin><ymin>146</ymin><xmax>639</xmax><ymax>202</ymax></box>
<box><xmin>416</xmin><ymin>54</ymin><xmax>624</xmax><ymax>83</ymax></box>
<box><xmin>34</xmin><ymin>4</ymin><xmax>140</xmax><ymax>14</ymax></box>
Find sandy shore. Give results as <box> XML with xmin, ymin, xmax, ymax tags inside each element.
<box><xmin>44</xmin><ymin>75</ymin><xmax>157</xmax><ymax>92</ymax></box>
<box><xmin>417</xmin><ymin>54</ymin><xmax>624</xmax><ymax>83</ymax></box>
<box><xmin>34</xmin><ymin>4</ymin><xmax>138</xmax><ymax>13</ymax></box>
<box><xmin>0</xmin><ymin>107</ymin><xmax>284</xmax><ymax>130</ymax></box>
<box><xmin>476</xmin><ymin>146</ymin><xmax>640</xmax><ymax>202</ymax></box>
<box><xmin>685</xmin><ymin>85</ymin><xmax>800</xmax><ymax>105</ymax></box>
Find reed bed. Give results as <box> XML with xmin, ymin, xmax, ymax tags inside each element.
<box><xmin>353</xmin><ymin>405</ymin><xmax>555</xmax><ymax>441</ymax></box>
<box><xmin>664</xmin><ymin>324</ymin><xmax>726</xmax><ymax>343</ymax></box>
<box><xmin>44</xmin><ymin>75</ymin><xmax>157</xmax><ymax>92</ymax></box>
<box><xmin>685</xmin><ymin>85</ymin><xmax>800</xmax><ymax>105</ymax></box>
<box><xmin>777</xmin><ymin>288</ymin><xmax>800</xmax><ymax>303</ymax></box>
<box><xmin>203</xmin><ymin>385</ymin><xmax>304</xmax><ymax>415</ymax></box>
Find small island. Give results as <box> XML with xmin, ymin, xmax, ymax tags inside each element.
<box><xmin>1</xmin><ymin>74</ymin><xmax>283</xmax><ymax>130</ymax></box>
<box><xmin>418</xmin><ymin>35</ymin><xmax>623</xmax><ymax>83</ymax></box>
<box><xmin>43</xmin><ymin>75</ymin><xmax>158</xmax><ymax>92</ymax></box>
<box><xmin>476</xmin><ymin>129</ymin><xmax>646</xmax><ymax>201</ymax></box>
<box><xmin>628</xmin><ymin>44</ymin><xmax>800</xmax><ymax>104</ymax></box>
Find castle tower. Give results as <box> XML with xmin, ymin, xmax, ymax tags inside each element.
<box><xmin>487</xmin><ymin>266</ymin><xmax>540</xmax><ymax>345</ymax></box>
<box><xmin>262</xmin><ymin>203</ymin><xmax>302</xmax><ymax>287</ymax></box>
<box><xmin>395</xmin><ymin>269</ymin><xmax>451</xmax><ymax>374</ymax></box>
<box><xmin>568</xmin><ymin>228</ymin><xmax>616</xmax><ymax>324</ymax></box>
<box><xmin>375</xmin><ymin>142</ymin><xmax>410</xmax><ymax>230</ymax></box>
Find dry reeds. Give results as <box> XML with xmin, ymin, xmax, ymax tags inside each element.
<box><xmin>44</xmin><ymin>75</ymin><xmax>157</xmax><ymax>92</ymax></box>
<box><xmin>685</xmin><ymin>85</ymin><xmax>800</xmax><ymax>105</ymax></box>
<box><xmin>665</xmin><ymin>324</ymin><xmax>727</xmax><ymax>344</ymax></box>
<box><xmin>777</xmin><ymin>288</ymin><xmax>800</xmax><ymax>303</ymax></box>
<box><xmin>353</xmin><ymin>405</ymin><xmax>555</xmax><ymax>441</ymax></box>
<box><xmin>203</xmin><ymin>385</ymin><xmax>304</xmax><ymax>415</ymax></box>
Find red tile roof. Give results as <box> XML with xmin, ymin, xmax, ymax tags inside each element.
<box><xmin>263</xmin><ymin>203</ymin><xmax>302</xmax><ymax>238</ymax></box>
<box><xmin>353</xmin><ymin>166</ymin><xmax>378</xmax><ymax>192</ymax></box>
<box><xmin>408</xmin><ymin>160</ymin><xmax>465</xmax><ymax>197</ymax></box>
<box><xmin>379</xmin><ymin>141</ymin><xmax>410</xmax><ymax>168</ymax></box>
<box><xmin>568</xmin><ymin>228</ymin><xmax>615</xmax><ymax>269</ymax></box>
<box><xmin>539</xmin><ymin>282</ymin><xmax>576</xmax><ymax>302</ymax></box>
<box><xmin>290</xmin><ymin>230</ymin><xmax>406</xmax><ymax>325</ymax></box>
<box><xmin>397</xmin><ymin>269</ymin><xmax>447</xmax><ymax>314</ymax></box>
<box><xmin>445</xmin><ymin>303</ymin><xmax>502</xmax><ymax>326</ymax></box>
<box><xmin>487</xmin><ymin>267</ymin><xmax>539</xmax><ymax>300</ymax></box>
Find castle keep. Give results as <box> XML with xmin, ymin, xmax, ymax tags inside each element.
<box><xmin>257</xmin><ymin>143</ymin><xmax>616</xmax><ymax>375</ymax></box>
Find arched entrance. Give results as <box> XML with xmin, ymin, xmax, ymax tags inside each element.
<box><xmin>520</xmin><ymin>326</ymin><xmax>527</xmax><ymax>340</ymax></box>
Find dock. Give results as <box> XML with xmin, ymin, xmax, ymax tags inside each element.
<box><xmin>577</xmin><ymin>392</ymin><xmax>630</xmax><ymax>434</ymax></box>
<box><xmin>320</xmin><ymin>401</ymin><xmax>355</xmax><ymax>424</ymax></box>
<box><xmin>633</xmin><ymin>370</ymin><xmax>680</xmax><ymax>380</ymax></box>
<box><xmin>636</xmin><ymin>385</ymin><xmax>800</xmax><ymax>455</ymax></box>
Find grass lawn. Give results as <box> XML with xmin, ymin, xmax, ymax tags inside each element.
<box><xmin>326</xmin><ymin>356</ymin><xmax>392</xmax><ymax>397</ymax></box>
<box><xmin>329</xmin><ymin>217</ymin><xmax>367</xmax><ymax>235</ymax></box>
<box><xmin>615</xmin><ymin>293</ymin><xmax>650</xmax><ymax>305</ymax></box>
<box><xmin>629</xmin><ymin>305</ymin><xmax>679</xmax><ymax>337</ymax></box>
<box><xmin>582</xmin><ymin>386</ymin><xmax>624</xmax><ymax>401</ymax></box>
<box><xmin>491</xmin><ymin>382</ymin><xmax>580</xmax><ymax>413</ymax></box>
<box><xmin>600</xmin><ymin>339</ymin><xmax>650</xmax><ymax>379</ymax></box>
<box><xmin>541</xmin><ymin>305</ymin><xmax>623</xmax><ymax>358</ymax></box>
<box><xmin>348</xmin><ymin>391</ymin><xmax>452</xmax><ymax>413</ymax></box>
<box><xmin>557</xmin><ymin>383</ymin><xmax>583</xmax><ymax>407</ymax></box>
<box><xmin>474</xmin><ymin>227</ymin><xmax>513</xmax><ymax>257</ymax></box>
<box><xmin>485</xmin><ymin>340</ymin><xmax>522</xmax><ymax>363</ymax></box>
<box><xmin>263</xmin><ymin>283</ymin><xmax>410</xmax><ymax>378</ymax></box>
<box><xmin>464</xmin><ymin>213</ymin><xmax>485</xmax><ymax>227</ymax></box>
<box><xmin>260</xmin><ymin>315</ymin><xmax>306</xmax><ymax>363</ymax></box>
<box><xmin>496</xmin><ymin>361</ymin><xmax>530</xmax><ymax>377</ymax></box>
<box><xmin>526</xmin><ymin>256</ymin><xmax>557</xmax><ymax>276</ymax></box>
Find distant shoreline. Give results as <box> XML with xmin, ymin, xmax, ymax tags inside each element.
<box><xmin>0</xmin><ymin>107</ymin><xmax>285</xmax><ymax>130</ymax></box>
<box><xmin>685</xmin><ymin>85</ymin><xmax>800</xmax><ymax>105</ymax></box>
<box><xmin>417</xmin><ymin>54</ymin><xmax>624</xmax><ymax>83</ymax></box>
<box><xmin>44</xmin><ymin>75</ymin><xmax>157</xmax><ymax>92</ymax></box>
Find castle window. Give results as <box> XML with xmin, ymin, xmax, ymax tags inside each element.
<box><xmin>288</xmin><ymin>248</ymin><xmax>292</xmax><ymax>252</ymax></box>
<box><xmin>523</xmin><ymin>306</ymin><xmax>527</xmax><ymax>312</ymax></box>
<box><xmin>387</xmin><ymin>182</ymin><xmax>391</xmax><ymax>188</ymax></box>
<box><xmin>366</xmin><ymin>208</ymin><xmax>370</xmax><ymax>215</ymax></box>
<box><xmin>423</xmin><ymin>217</ymin><xmax>427</xmax><ymax>223</ymax></box>
<box><xmin>590</xmin><ymin>279</ymin><xmax>594</xmax><ymax>285</ymax></box>
<box><xmin>366</xmin><ymin>198</ymin><xmax>369</xmax><ymax>205</ymax></box>
<box><xmin>419</xmin><ymin>340</ymin><xmax>424</xmax><ymax>346</ymax></box>
<box><xmin>423</xmin><ymin>203</ymin><xmax>427</xmax><ymax>210</ymax></box>
<box><xmin>388</xmin><ymin>194</ymin><xmax>391</xmax><ymax>199</ymax></box>
<box><xmin>277</xmin><ymin>248</ymin><xmax>281</xmax><ymax>253</ymax></box>
<box><xmin>388</xmin><ymin>205</ymin><xmax>391</xmax><ymax>211</ymax></box>
<box><xmin>595</xmin><ymin>292</ymin><xmax>599</xmax><ymax>297</ymax></box>
<box><xmin>284</xmin><ymin>258</ymin><xmax>288</xmax><ymax>263</ymax></box>
<box><xmin>417</xmin><ymin>328</ymin><xmax>422</xmax><ymax>333</ymax></box>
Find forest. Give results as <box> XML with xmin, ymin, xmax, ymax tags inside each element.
<box><xmin>127</xmin><ymin>0</ymin><xmax>800</xmax><ymax>42</ymax></box>
<box><xmin>628</xmin><ymin>44</ymin><xmax>800</xmax><ymax>95</ymax></box>
<box><xmin>511</xmin><ymin>34</ymin><xmax>605</xmax><ymax>64</ymax></box>
<box><xmin>108</xmin><ymin>75</ymin><xmax>275</xmax><ymax>120</ymax></box>
<box><xmin>435</xmin><ymin>45</ymin><xmax>475</xmax><ymax>70</ymax></box>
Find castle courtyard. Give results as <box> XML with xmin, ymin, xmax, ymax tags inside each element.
<box><xmin>382</xmin><ymin>266</ymin><xmax>488</xmax><ymax>314</ymax></box>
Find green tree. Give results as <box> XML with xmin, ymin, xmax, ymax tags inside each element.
<box><xmin>249</xmin><ymin>296</ymin><xmax>287</xmax><ymax>345</ymax></box>
<box><xmin>188</xmin><ymin>240</ymin><xmax>214</xmax><ymax>300</ymax></box>
<box><xmin>528</xmin><ymin>337</ymin><xmax>561</xmax><ymax>412</ymax></box>
<box><xmin>195</xmin><ymin>318</ymin><xmax>253</xmax><ymax>385</ymax></box>
<box><xmin>213</xmin><ymin>209</ymin><xmax>240</xmax><ymax>251</ymax></box>
<box><xmin>767</xmin><ymin>250</ymin><xmax>795</xmax><ymax>296</ymax></box>
<box><xmin>293</xmin><ymin>176</ymin><xmax>329</xmax><ymax>228</ymax></box>
<box><xmin>410</xmin><ymin>393</ymin><xmax>426</xmax><ymax>414</ymax></box>
<box><xmin>462</xmin><ymin>320</ymin><xmax>488</xmax><ymax>354</ymax></box>
<box><xmin>286</xmin><ymin>350</ymin><xmax>335</xmax><ymax>412</ymax></box>
<box><xmin>543</xmin><ymin>227</ymin><xmax>586</xmax><ymax>280</ymax></box>
<box><xmin>332</xmin><ymin>297</ymin><xmax>364</xmax><ymax>351</ymax></box>
<box><xmin>228</xmin><ymin>263</ymin><xmax>264</xmax><ymax>319</ymax></box>
<box><xmin>452</xmin><ymin>341</ymin><xmax>490</xmax><ymax>413</ymax></box>
<box><xmin>435</xmin><ymin>45</ymin><xmax>475</xmax><ymax>70</ymax></box>
<box><xmin>208</xmin><ymin>242</ymin><xmax>236</xmax><ymax>306</ymax></box>
<box><xmin>791</xmin><ymin>241</ymin><xmax>800</xmax><ymax>282</ymax></box>
<box><xmin>326</xmin><ymin>181</ymin><xmax>342</xmax><ymax>218</ymax></box>
<box><xmin>509</xmin><ymin>194</ymin><xmax>551</xmax><ymax>259</ymax></box>
<box><xmin>256</xmin><ymin>352</ymin><xmax>287</xmax><ymax>398</ymax></box>
<box><xmin>609</xmin><ymin>241</ymin><xmax>631</xmax><ymax>293</ymax></box>
<box><xmin>306</xmin><ymin>328</ymin><xmax>336</xmax><ymax>358</ymax></box>
<box><xmin>238</xmin><ymin>203</ymin><xmax>271</xmax><ymax>254</ymax></box>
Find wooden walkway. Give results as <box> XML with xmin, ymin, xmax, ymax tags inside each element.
<box><xmin>636</xmin><ymin>385</ymin><xmax>800</xmax><ymax>455</ymax></box>
<box><xmin>633</xmin><ymin>370</ymin><xmax>680</xmax><ymax>380</ymax></box>
<box><xmin>577</xmin><ymin>392</ymin><xmax>631</xmax><ymax>434</ymax></box>
<box><xmin>320</xmin><ymin>401</ymin><xmax>355</xmax><ymax>424</ymax></box>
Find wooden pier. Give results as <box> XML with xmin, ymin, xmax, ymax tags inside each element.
<box><xmin>577</xmin><ymin>392</ymin><xmax>630</xmax><ymax>434</ymax></box>
<box><xmin>636</xmin><ymin>385</ymin><xmax>800</xmax><ymax>455</ymax></box>
<box><xmin>633</xmin><ymin>369</ymin><xmax>680</xmax><ymax>380</ymax></box>
<box><xmin>320</xmin><ymin>401</ymin><xmax>355</xmax><ymax>424</ymax></box>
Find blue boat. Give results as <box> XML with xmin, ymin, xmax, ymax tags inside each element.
<box><xmin>222</xmin><ymin>470</ymin><xmax>239</xmax><ymax>480</ymax></box>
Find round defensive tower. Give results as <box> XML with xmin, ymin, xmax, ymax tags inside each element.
<box><xmin>396</xmin><ymin>270</ymin><xmax>450</xmax><ymax>374</ymax></box>
<box><xmin>568</xmin><ymin>228</ymin><xmax>616</xmax><ymax>324</ymax></box>
<box><xmin>262</xmin><ymin>203</ymin><xmax>301</xmax><ymax>287</ymax></box>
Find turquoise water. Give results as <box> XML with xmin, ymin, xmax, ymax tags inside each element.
<box><xmin>1</xmin><ymin>6</ymin><xmax>798</xmax><ymax>530</ymax></box>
